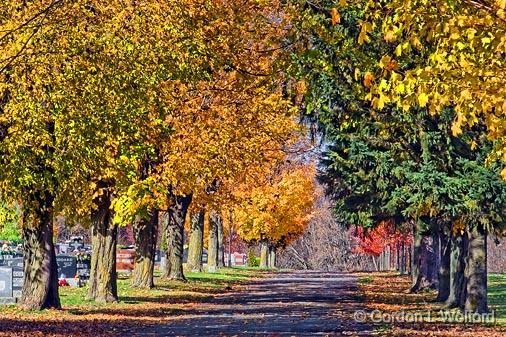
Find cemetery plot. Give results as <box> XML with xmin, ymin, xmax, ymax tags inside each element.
<box><xmin>56</xmin><ymin>255</ymin><xmax>78</xmax><ymax>279</ymax></box>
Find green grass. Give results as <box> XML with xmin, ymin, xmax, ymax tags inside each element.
<box><xmin>358</xmin><ymin>276</ymin><xmax>373</xmax><ymax>284</ymax></box>
<box><xmin>488</xmin><ymin>273</ymin><xmax>506</xmax><ymax>325</ymax></box>
<box><xmin>57</xmin><ymin>266</ymin><xmax>262</xmax><ymax>308</ymax></box>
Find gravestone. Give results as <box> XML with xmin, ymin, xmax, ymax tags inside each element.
<box><xmin>160</xmin><ymin>255</ymin><xmax>167</xmax><ymax>272</ymax></box>
<box><xmin>202</xmin><ymin>249</ymin><xmax>208</xmax><ymax>264</ymax></box>
<box><xmin>6</xmin><ymin>257</ymin><xmax>23</xmax><ymax>268</ymax></box>
<box><xmin>76</xmin><ymin>255</ymin><xmax>91</xmax><ymax>280</ymax></box>
<box><xmin>0</xmin><ymin>267</ymin><xmax>12</xmax><ymax>298</ymax></box>
<box><xmin>11</xmin><ymin>265</ymin><xmax>23</xmax><ymax>298</ymax></box>
<box><xmin>56</xmin><ymin>255</ymin><xmax>77</xmax><ymax>279</ymax></box>
<box><xmin>116</xmin><ymin>249</ymin><xmax>135</xmax><ymax>274</ymax></box>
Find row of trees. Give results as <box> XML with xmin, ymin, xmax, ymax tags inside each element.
<box><xmin>0</xmin><ymin>0</ymin><xmax>317</xmax><ymax>310</ymax></box>
<box><xmin>294</xmin><ymin>0</ymin><xmax>506</xmax><ymax>314</ymax></box>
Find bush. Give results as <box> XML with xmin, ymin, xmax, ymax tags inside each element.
<box><xmin>247</xmin><ymin>249</ymin><xmax>259</xmax><ymax>267</ymax></box>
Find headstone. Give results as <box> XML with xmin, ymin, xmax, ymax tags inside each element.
<box><xmin>69</xmin><ymin>242</ymin><xmax>84</xmax><ymax>252</ymax></box>
<box><xmin>6</xmin><ymin>257</ymin><xmax>23</xmax><ymax>268</ymax></box>
<box><xmin>160</xmin><ymin>255</ymin><xmax>167</xmax><ymax>272</ymax></box>
<box><xmin>202</xmin><ymin>249</ymin><xmax>208</xmax><ymax>264</ymax></box>
<box><xmin>116</xmin><ymin>249</ymin><xmax>135</xmax><ymax>273</ymax></box>
<box><xmin>0</xmin><ymin>267</ymin><xmax>13</xmax><ymax>298</ymax></box>
<box><xmin>56</xmin><ymin>255</ymin><xmax>78</xmax><ymax>279</ymax></box>
<box><xmin>182</xmin><ymin>248</ymin><xmax>188</xmax><ymax>263</ymax></box>
<box><xmin>11</xmin><ymin>266</ymin><xmax>23</xmax><ymax>298</ymax></box>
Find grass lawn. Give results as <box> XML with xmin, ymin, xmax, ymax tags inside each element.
<box><xmin>0</xmin><ymin>267</ymin><xmax>267</xmax><ymax>337</ymax></box>
<box><xmin>488</xmin><ymin>273</ymin><xmax>506</xmax><ymax>325</ymax></box>
<box><xmin>356</xmin><ymin>271</ymin><xmax>506</xmax><ymax>336</ymax></box>
<box><xmin>56</xmin><ymin>266</ymin><xmax>262</xmax><ymax>307</ymax></box>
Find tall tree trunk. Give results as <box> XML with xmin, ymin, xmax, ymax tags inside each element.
<box><xmin>372</xmin><ymin>255</ymin><xmax>378</xmax><ymax>272</ymax></box>
<box><xmin>446</xmin><ymin>234</ymin><xmax>467</xmax><ymax>308</ymax></box>
<box><xmin>87</xmin><ymin>184</ymin><xmax>118</xmax><ymax>303</ymax></box>
<box><xmin>400</xmin><ymin>242</ymin><xmax>406</xmax><ymax>275</ymax></box>
<box><xmin>268</xmin><ymin>245</ymin><xmax>277</xmax><ymax>269</ymax></box>
<box><xmin>132</xmin><ymin>209</ymin><xmax>159</xmax><ymax>289</ymax></box>
<box><xmin>411</xmin><ymin>222</ymin><xmax>422</xmax><ymax>289</ymax></box>
<box><xmin>437</xmin><ymin>232</ymin><xmax>451</xmax><ymax>302</ymax></box>
<box><xmin>207</xmin><ymin>210</ymin><xmax>220</xmax><ymax>272</ymax></box>
<box><xmin>464</xmin><ymin>225</ymin><xmax>488</xmax><ymax>313</ymax></box>
<box><xmin>19</xmin><ymin>191</ymin><xmax>60</xmax><ymax>310</ymax></box>
<box><xmin>217</xmin><ymin>216</ymin><xmax>225</xmax><ymax>268</ymax></box>
<box><xmin>411</xmin><ymin>220</ymin><xmax>436</xmax><ymax>292</ymax></box>
<box><xmin>260</xmin><ymin>240</ymin><xmax>269</xmax><ymax>268</ymax></box>
<box><xmin>165</xmin><ymin>192</ymin><xmax>192</xmax><ymax>281</ymax></box>
<box><xmin>187</xmin><ymin>208</ymin><xmax>205</xmax><ymax>272</ymax></box>
<box><xmin>161</xmin><ymin>211</ymin><xmax>173</xmax><ymax>279</ymax></box>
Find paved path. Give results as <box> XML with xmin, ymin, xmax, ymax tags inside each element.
<box><xmin>143</xmin><ymin>271</ymin><xmax>373</xmax><ymax>336</ymax></box>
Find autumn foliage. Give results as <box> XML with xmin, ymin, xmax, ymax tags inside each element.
<box><xmin>352</xmin><ymin>221</ymin><xmax>412</xmax><ymax>257</ymax></box>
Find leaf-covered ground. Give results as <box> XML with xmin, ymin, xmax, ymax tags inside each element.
<box><xmin>355</xmin><ymin>272</ymin><xmax>506</xmax><ymax>336</ymax></box>
<box><xmin>0</xmin><ymin>268</ymin><xmax>268</xmax><ymax>337</ymax></box>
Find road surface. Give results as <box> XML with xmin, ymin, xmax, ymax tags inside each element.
<box><xmin>141</xmin><ymin>271</ymin><xmax>373</xmax><ymax>336</ymax></box>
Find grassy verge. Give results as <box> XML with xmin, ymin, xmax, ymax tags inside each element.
<box><xmin>488</xmin><ymin>273</ymin><xmax>506</xmax><ymax>326</ymax></box>
<box><xmin>355</xmin><ymin>272</ymin><xmax>506</xmax><ymax>336</ymax></box>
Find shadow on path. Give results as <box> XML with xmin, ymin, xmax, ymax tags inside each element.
<box><xmin>138</xmin><ymin>270</ymin><xmax>374</xmax><ymax>336</ymax></box>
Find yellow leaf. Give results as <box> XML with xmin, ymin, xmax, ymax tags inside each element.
<box><xmin>418</xmin><ymin>93</ymin><xmax>429</xmax><ymax>107</ymax></box>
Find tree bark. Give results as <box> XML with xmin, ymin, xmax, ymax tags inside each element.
<box><xmin>165</xmin><ymin>192</ymin><xmax>192</xmax><ymax>281</ymax></box>
<box><xmin>411</xmin><ymin>220</ymin><xmax>436</xmax><ymax>292</ymax></box>
<box><xmin>131</xmin><ymin>209</ymin><xmax>159</xmax><ymax>289</ymax></box>
<box><xmin>400</xmin><ymin>242</ymin><xmax>406</xmax><ymax>275</ymax></box>
<box><xmin>207</xmin><ymin>210</ymin><xmax>220</xmax><ymax>272</ymax></box>
<box><xmin>161</xmin><ymin>211</ymin><xmax>173</xmax><ymax>279</ymax></box>
<box><xmin>19</xmin><ymin>191</ymin><xmax>60</xmax><ymax>310</ymax></box>
<box><xmin>87</xmin><ymin>184</ymin><xmax>118</xmax><ymax>303</ymax></box>
<box><xmin>187</xmin><ymin>208</ymin><xmax>205</xmax><ymax>272</ymax></box>
<box><xmin>446</xmin><ymin>234</ymin><xmax>467</xmax><ymax>308</ymax></box>
<box><xmin>269</xmin><ymin>245</ymin><xmax>277</xmax><ymax>269</ymax></box>
<box><xmin>217</xmin><ymin>216</ymin><xmax>225</xmax><ymax>267</ymax></box>
<box><xmin>464</xmin><ymin>225</ymin><xmax>488</xmax><ymax>313</ymax></box>
<box><xmin>260</xmin><ymin>240</ymin><xmax>269</xmax><ymax>268</ymax></box>
<box><xmin>437</xmin><ymin>232</ymin><xmax>451</xmax><ymax>302</ymax></box>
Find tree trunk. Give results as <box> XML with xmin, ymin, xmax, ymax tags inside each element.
<box><xmin>400</xmin><ymin>242</ymin><xmax>406</xmax><ymax>275</ymax></box>
<box><xmin>19</xmin><ymin>191</ymin><xmax>60</xmax><ymax>310</ymax></box>
<box><xmin>411</xmin><ymin>220</ymin><xmax>436</xmax><ymax>292</ymax></box>
<box><xmin>446</xmin><ymin>234</ymin><xmax>467</xmax><ymax>308</ymax></box>
<box><xmin>464</xmin><ymin>225</ymin><xmax>488</xmax><ymax>313</ymax></box>
<box><xmin>165</xmin><ymin>192</ymin><xmax>192</xmax><ymax>281</ymax></box>
<box><xmin>411</xmin><ymin>224</ymin><xmax>420</xmax><ymax>290</ymax></box>
<box><xmin>269</xmin><ymin>245</ymin><xmax>277</xmax><ymax>268</ymax></box>
<box><xmin>132</xmin><ymin>209</ymin><xmax>159</xmax><ymax>289</ymax></box>
<box><xmin>217</xmin><ymin>216</ymin><xmax>225</xmax><ymax>268</ymax></box>
<box><xmin>207</xmin><ymin>210</ymin><xmax>220</xmax><ymax>272</ymax></box>
<box><xmin>161</xmin><ymin>211</ymin><xmax>174</xmax><ymax>279</ymax></box>
<box><xmin>187</xmin><ymin>208</ymin><xmax>205</xmax><ymax>272</ymax></box>
<box><xmin>260</xmin><ymin>240</ymin><xmax>269</xmax><ymax>268</ymax></box>
<box><xmin>437</xmin><ymin>232</ymin><xmax>451</xmax><ymax>302</ymax></box>
<box><xmin>87</xmin><ymin>185</ymin><xmax>118</xmax><ymax>303</ymax></box>
<box><xmin>372</xmin><ymin>255</ymin><xmax>378</xmax><ymax>271</ymax></box>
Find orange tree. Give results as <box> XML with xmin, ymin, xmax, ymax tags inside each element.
<box><xmin>110</xmin><ymin>0</ymin><xmax>304</xmax><ymax>284</ymax></box>
<box><xmin>234</xmin><ymin>164</ymin><xmax>317</xmax><ymax>267</ymax></box>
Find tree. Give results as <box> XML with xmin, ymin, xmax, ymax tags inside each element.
<box><xmin>293</xmin><ymin>0</ymin><xmax>506</xmax><ymax>313</ymax></box>
<box><xmin>234</xmin><ymin>164</ymin><xmax>317</xmax><ymax>266</ymax></box>
<box><xmin>350</xmin><ymin>0</ymin><xmax>506</xmax><ymax>166</ymax></box>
